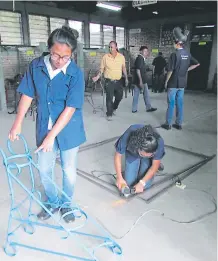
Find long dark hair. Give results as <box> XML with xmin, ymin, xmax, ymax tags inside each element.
<box><xmin>48</xmin><ymin>25</ymin><xmax>78</xmax><ymax>51</ymax></box>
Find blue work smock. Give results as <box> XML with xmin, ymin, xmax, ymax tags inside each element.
<box><xmin>17</xmin><ymin>56</ymin><xmax>86</xmax><ymax>151</ymax></box>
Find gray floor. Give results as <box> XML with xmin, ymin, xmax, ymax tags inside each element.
<box><xmin>0</xmin><ymin>90</ymin><xmax>217</xmax><ymax>261</ymax></box>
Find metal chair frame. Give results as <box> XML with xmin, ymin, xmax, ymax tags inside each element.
<box><xmin>85</xmin><ymin>69</ymin><xmax>105</xmax><ymax>116</ymax></box>
<box><xmin>0</xmin><ymin>135</ymin><xmax>122</xmax><ymax>261</ymax></box>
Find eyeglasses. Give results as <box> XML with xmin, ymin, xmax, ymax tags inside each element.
<box><xmin>50</xmin><ymin>53</ymin><xmax>71</xmax><ymax>62</ymax></box>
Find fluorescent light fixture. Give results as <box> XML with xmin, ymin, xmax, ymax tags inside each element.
<box><xmin>195</xmin><ymin>25</ymin><xmax>215</xmax><ymax>28</ymax></box>
<box><xmin>152</xmin><ymin>11</ymin><xmax>158</xmax><ymax>15</ymax></box>
<box><xmin>96</xmin><ymin>2</ymin><xmax>122</xmax><ymax>11</ymax></box>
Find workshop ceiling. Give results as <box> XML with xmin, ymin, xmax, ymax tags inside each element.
<box><xmin>51</xmin><ymin>1</ymin><xmax>217</xmax><ymax>22</ymax></box>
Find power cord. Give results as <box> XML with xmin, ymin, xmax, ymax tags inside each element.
<box><xmin>94</xmin><ymin>188</ymin><xmax>217</xmax><ymax>240</ymax></box>
<box><xmin>91</xmin><ymin>170</ymin><xmax>116</xmax><ymax>180</ymax></box>
<box><xmin>86</xmin><ymin>171</ymin><xmax>217</xmax><ymax>240</ymax></box>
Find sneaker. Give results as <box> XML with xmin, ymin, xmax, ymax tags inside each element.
<box><xmin>37</xmin><ymin>204</ymin><xmax>59</xmax><ymax>221</ymax></box>
<box><xmin>172</xmin><ymin>124</ymin><xmax>182</xmax><ymax>130</ymax></box>
<box><xmin>113</xmin><ymin>110</ymin><xmax>116</xmax><ymax>116</ymax></box>
<box><xmin>161</xmin><ymin>123</ymin><xmax>172</xmax><ymax>130</ymax></box>
<box><xmin>132</xmin><ymin>110</ymin><xmax>137</xmax><ymax>113</ymax></box>
<box><xmin>147</xmin><ymin>108</ymin><xmax>157</xmax><ymax>112</ymax></box>
<box><xmin>60</xmin><ymin>208</ymin><xmax>75</xmax><ymax>223</ymax></box>
<box><xmin>106</xmin><ymin>116</ymin><xmax>113</xmax><ymax>121</ymax></box>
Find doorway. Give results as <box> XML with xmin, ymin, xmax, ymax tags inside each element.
<box><xmin>187</xmin><ymin>24</ymin><xmax>215</xmax><ymax>91</ymax></box>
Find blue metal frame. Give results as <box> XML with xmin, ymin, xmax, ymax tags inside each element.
<box><xmin>0</xmin><ymin>135</ymin><xmax>122</xmax><ymax>260</ymax></box>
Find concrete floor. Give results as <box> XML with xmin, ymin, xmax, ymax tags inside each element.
<box><xmin>0</xmin><ymin>90</ymin><xmax>217</xmax><ymax>261</ymax></box>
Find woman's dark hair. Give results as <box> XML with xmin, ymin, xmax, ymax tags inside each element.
<box><xmin>48</xmin><ymin>25</ymin><xmax>78</xmax><ymax>51</ymax></box>
<box><xmin>139</xmin><ymin>46</ymin><xmax>148</xmax><ymax>51</ymax></box>
<box><xmin>127</xmin><ymin>125</ymin><xmax>160</xmax><ymax>154</ymax></box>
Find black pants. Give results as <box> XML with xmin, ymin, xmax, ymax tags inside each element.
<box><xmin>104</xmin><ymin>79</ymin><xmax>123</xmax><ymax>116</ymax></box>
<box><xmin>153</xmin><ymin>73</ymin><xmax>165</xmax><ymax>92</ymax></box>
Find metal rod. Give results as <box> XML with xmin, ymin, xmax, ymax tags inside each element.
<box><xmin>164</xmin><ymin>144</ymin><xmax>208</xmax><ymax>159</ymax></box>
<box><xmin>139</xmin><ymin>155</ymin><xmax>215</xmax><ymax>204</ymax></box>
<box><xmin>79</xmin><ymin>135</ymin><xmax>212</xmax><ymax>160</ymax></box>
<box><xmin>79</xmin><ymin>136</ymin><xmax>119</xmax><ymax>152</ymax></box>
<box><xmin>76</xmin><ymin>155</ymin><xmax>215</xmax><ymax>203</ymax></box>
<box><xmin>10</xmin><ymin>243</ymin><xmax>95</xmax><ymax>261</ymax></box>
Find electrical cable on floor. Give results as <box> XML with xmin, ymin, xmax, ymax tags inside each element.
<box><xmin>76</xmin><ymin>139</ymin><xmax>216</xmax><ymax>240</ymax></box>
<box><xmin>91</xmin><ymin>169</ymin><xmax>173</xmax><ymax>179</ymax></box>
<box><xmin>96</xmin><ymin>209</ymin><xmax>164</xmax><ymax>240</ymax></box>
<box><xmin>91</xmin><ymin>170</ymin><xmax>116</xmax><ymax>180</ymax></box>
<box><xmin>84</xmin><ymin>171</ymin><xmax>217</xmax><ymax>239</ymax></box>
<box><xmin>92</xmin><ymin>188</ymin><xmax>217</xmax><ymax>240</ymax></box>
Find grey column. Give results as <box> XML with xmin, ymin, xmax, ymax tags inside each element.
<box><xmin>207</xmin><ymin>28</ymin><xmax>217</xmax><ymax>90</ymax></box>
<box><xmin>0</xmin><ymin>48</ymin><xmax>7</xmax><ymax>111</ymax></box>
<box><xmin>84</xmin><ymin>19</ymin><xmax>90</xmax><ymax>48</ymax></box>
<box><xmin>22</xmin><ymin>2</ymin><xmax>30</xmax><ymax>46</ymax></box>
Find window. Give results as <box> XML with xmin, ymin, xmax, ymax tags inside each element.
<box><xmin>50</xmin><ymin>17</ymin><xmax>66</xmax><ymax>33</ymax></box>
<box><xmin>29</xmin><ymin>15</ymin><xmax>49</xmax><ymax>46</ymax></box>
<box><xmin>69</xmin><ymin>20</ymin><xmax>84</xmax><ymax>44</ymax></box>
<box><xmin>103</xmin><ymin>25</ymin><xmax>113</xmax><ymax>47</ymax></box>
<box><xmin>0</xmin><ymin>11</ymin><xmax>23</xmax><ymax>45</ymax></box>
<box><xmin>116</xmin><ymin>27</ymin><xmax>125</xmax><ymax>49</ymax></box>
<box><xmin>90</xmin><ymin>23</ymin><xmax>101</xmax><ymax>48</ymax></box>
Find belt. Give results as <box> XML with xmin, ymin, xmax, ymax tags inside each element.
<box><xmin>105</xmin><ymin>78</ymin><xmax>121</xmax><ymax>83</ymax></box>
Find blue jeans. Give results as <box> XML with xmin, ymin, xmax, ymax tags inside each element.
<box><xmin>123</xmin><ymin>154</ymin><xmax>154</xmax><ymax>189</ymax></box>
<box><xmin>166</xmin><ymin>88</ymin><xmax>184</xmax><ymax>125</ymax></box>
<box><xmin>132</xmin><ymin>83</ymin><xmax>152</xmax><ymax>112</ymax></box>
<box><xmin>38</xmin><ymin>139</ymin><xmax>79</xmax><ymax>207</ymax></box>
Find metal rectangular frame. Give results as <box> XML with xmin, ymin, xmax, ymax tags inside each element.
<box><xmin>75</xmin><ymin>137</ymin><xmax>215</xmax><ymax>203</ymax></box>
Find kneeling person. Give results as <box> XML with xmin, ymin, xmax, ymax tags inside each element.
<box><xmin>114</xmin><ymin>125</ymin><xmax>165</xmax><ymax>194</ymax></box>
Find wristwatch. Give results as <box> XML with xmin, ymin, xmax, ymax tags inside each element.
<box><xmin>139</xmin><ymin>180</ymin><xmax>146</xmax><ymax>187</ymax></box>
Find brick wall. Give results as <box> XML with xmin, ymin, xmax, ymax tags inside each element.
<box><xmin>83</xmin><ymin>48</ymin><xmax>107</xmax><ymax>84</ymax></box>
<box><xmin>2</xmin><ymin>46</ymin><xmax>41</xmax><ymax>107</ymax></box>
<box><xmin>2</xmin><ymin>45</ymin><xmax>108</xmax><ymax>106</ymax></box>
<box><xmin>129</xmin><ymin>24</ymin><xmax>176</xmax><ymax>67</ymax></box>
<box><xmin>128</xmin><ymin>23</ymin><xmax>189</xmax><ymax>85</ymax></box>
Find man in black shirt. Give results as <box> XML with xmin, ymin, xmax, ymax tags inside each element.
<box><xmin>161</xmin><ymin>41</ymin><xmax>200</xmax><ymax>130</ymax></box>
<box><xmin>132</xmin><ymin>46</ymin><xmax>157</xmax><ymax>113</ymax></box>
<box><xmin>152</xmin><ymin>52</ymin><xmax>167</xmax><ymax>93</ymax></box>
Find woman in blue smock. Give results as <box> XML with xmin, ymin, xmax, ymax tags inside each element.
<box><xmin>9</xmin><ymin>26</ymin><xmax>86</xmax><ymax>223</ymax></box>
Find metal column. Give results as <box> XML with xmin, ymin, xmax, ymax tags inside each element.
<box><xmin>0</xmin><ymin>37</ymin><xmax>7</xmax><ymax>112</ymax></box>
